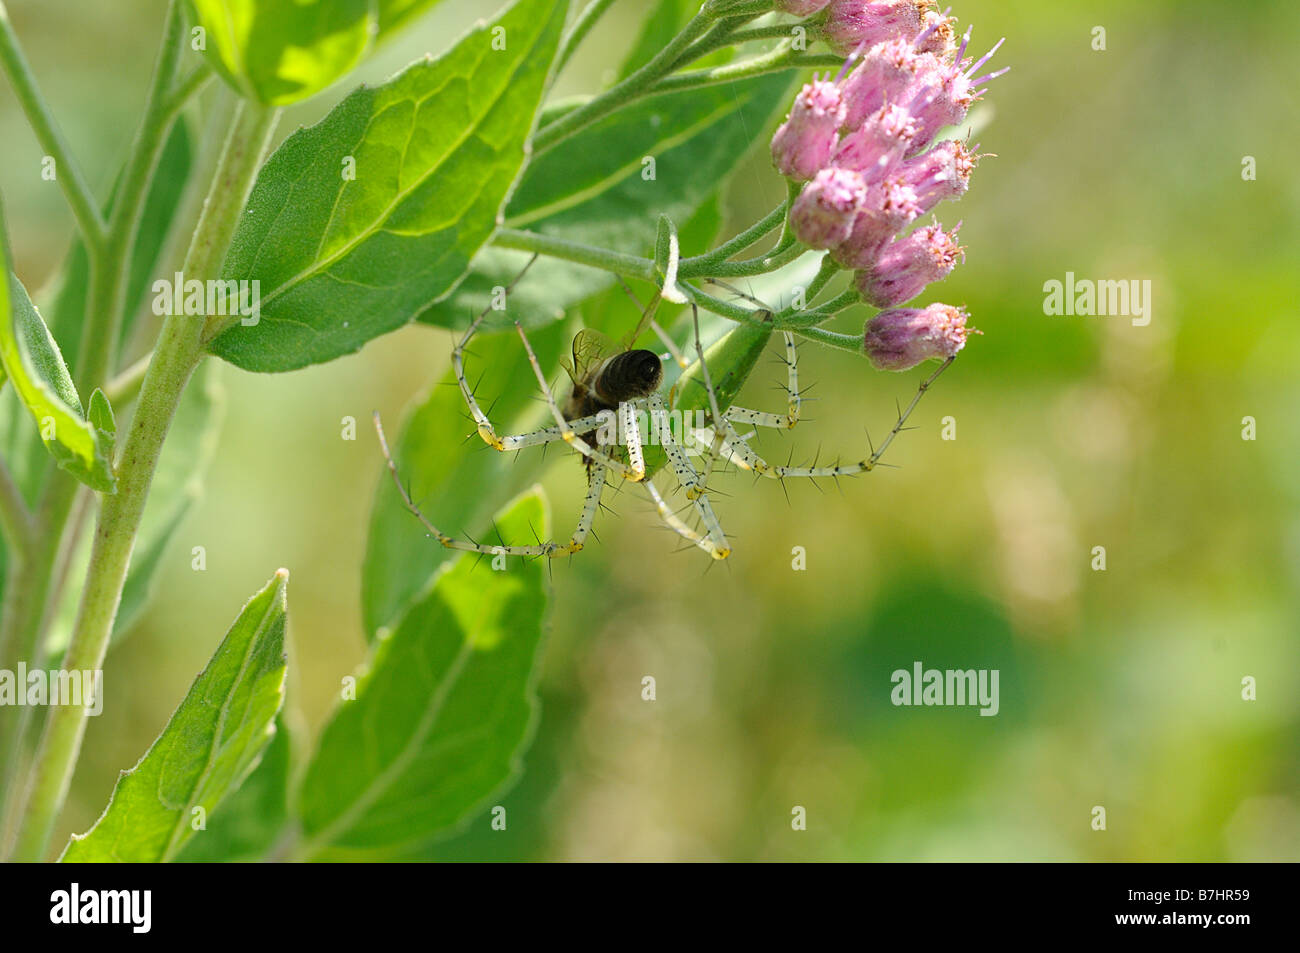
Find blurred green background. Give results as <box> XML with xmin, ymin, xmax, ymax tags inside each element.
<box><xmin>2</xmin><ymin>0</ymin><xmax>1297</xmax><ymax>860</ymax></box>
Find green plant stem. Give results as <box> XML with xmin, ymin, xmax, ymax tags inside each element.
<box><xmin>793</xmin><ymin>325</ymin><xmax>863</xmax><ymax>353</ymax></box>
<box><xmin>681</xmin><ymin>201</ymin><xmax>785</xmax><ymax>267</ymax></box>
<box><xmin>493</xmin><ymin>227</ymin><xmax>656</xmax><ymax>280</ymax></box>
<box><xmin>555</xmin><ymin>0</ymin><xmax>620</xmax><ymax>72</ymax></box>
<box><xmin>74</xmin><ymin>0</ymin><xmax>184</xmax><ymax>397</ymax></box>
<box><xmin>0</xmin><ymin>5</ymin><xmax>193</xmax><ymax>831</ymax></box>
<box><xmin>162</xmin><ymin>62</ymin><xmax>213</xmax><ymax>119</ymax></box>
<box><xmin>677</xmin><ymin>23</ymin><xmax>796</xmax><ymax>68</ymax></box>
<box><xmin>669</xmin><ymin>11</ymin><xmax>760</xmax><ymax>71</ymax></box>
<box><xmin>681</xmin><ymin>237</ymin><xmax>803</xmax><ymax>278</ymax></box>
<box><xmin>0</xmin><ymin>474</ymin><xmax>77</xmax><ymax>846</ymax></box>
<box><xmin>652</xmin><ymin>47</ymin><xmax>841</xmax><ymax>96</ymax></box>
<box><xmin>802</xmin><ymin>252</ymin><xmax>839</xmax><ymax>302</ymax></box>
<box><xmin>0</xmin><ymin>456</ymin><xmax>32</xmax><ymax>549</ymax></box>
<box><xmin>7</xmin><ymin>100</ymin><xmax>278</xmax><ymax>863</ymax></box>
<box><xmin>770</xmin><ymin>252</ymin><xmax>841</xmax><ymax>323</ymax></box>
<box><xmin>0</xmin><ymin>2</ymin><xmax>106</xmax><ymax>249</ymax></box>
<box><xmin>103</xmin><ymin>351</ymin><xmax>153</xmax><ymax>407</ymax></box>
<box><xmin>533</xmin><ymin>8</ymin><xmax>716</xmax><ymax>154</ymax></box>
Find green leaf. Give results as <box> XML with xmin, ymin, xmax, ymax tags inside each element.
<box><xmin>361</xmin><ymin>321</ymin><xmax>566</xmax><ymax>637</ymax></box>
<box><xmin>206</xmin><ymin>0</ymin><xmax>567</xmax><ymax>372</ymax></box>
<box><xmin>175</xmin><ymin>713</ymin><xmax>291</xmax><ymax>862</ymax></box>
<box><xmin>185</xmin><ymin>0</ymin><xmax>375</xmax><ymax>106</ymax></box>
<box><xmin>654</xmin><ymin>213</ymin><xmax>687</xmax><ymax>303</ymax></box>
<box><xmin>46</xmin><ymin>119</ymin><xmax>194</xmax><ymax>364</ymax></box>
<box><xmin>60</xmin><ymin>570</ymin><xmax>289</xmax><ymax>863</ymax></box>
<box><xmin>418</xmin><ymin>17</ymin><xmax>792</xmax><ymax>328</ymax></box>
<box><xmin>86</xmin><ymin>388</ymin><xmax>116</xmax><ymax>443</ymax></box>
<box><xmin>300</xmin><ymin>491</ymin><xmax>549</xmax><ymax>855</ymax></box>
<box><xmin>0</xmin><ymin>215</ymin><xmax>115</xmax><ymax>491</ymax></box>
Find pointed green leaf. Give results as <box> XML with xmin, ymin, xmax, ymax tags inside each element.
<box><xmin>206</xmin><ymin>0</ymin><xmax>567</xmax><ymax>372</ymax></box>
<box><xmin>86</xmin><ymin>388</ymin><xmax>116</xmax><ymax>442</ymax></box>
<box><xmin>300</xmin><ymin>491</ymin><xmax>549</xmax><ymax>855</ymax></box>
<box><xmin>185</xmin><ymin>0</ymin><xmax>376</xmax><ymax>106</ymax></box>
<box><xmin>175</xmin><ymin>713</ymin><xmax>291</xmax><ymax>862</ymax></box>
<box><xmin>60</xmin><ymin>570</ymin><xmax>289</xmax><ymax>863</ymax></box>
<box><xmin>0</xmin><ymin>205</ymin><xmax>115</xmax><ymax>492</ymax></box>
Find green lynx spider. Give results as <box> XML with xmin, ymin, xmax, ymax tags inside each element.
<box><xmin>374</xmin><ymin>270</ymin><xmax>951</xmax><ymax>561</ymax></box>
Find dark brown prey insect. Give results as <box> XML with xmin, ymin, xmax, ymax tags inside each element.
<box><xmin>560</xmin><ymin>330</ymin><xmax>663</xmax><ymax>470</ymax></box>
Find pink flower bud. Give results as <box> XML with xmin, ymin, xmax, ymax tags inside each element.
<box><xmin>914</xmin><ymin>9</ymin><xmax>956</xmax><ymax>56</ymax></box>
<box><xmin>905</xmin><ymin>33</ymin><xmax>1007</xmax><ymax>155</ymax></box>
<box><xmin>771</xmin><ymin>79</ymin><xmax>847</xmax><ymax>181</ymax></box>
<box><xmin>863</xmin><ymin>303</ymin><xmax>973</xmax><ymax>370</ymax></box>
<box><xmin>776</xmin><ymin>0</ymin><xmax>832</xmax><ymax>15</ymax></box>
<box><xmin>899</xmin><ymin>138</ymin><xmax>978</xmax><ymax>214</ymax></box>
<box><xmin>821</xmin><ymin>0</ymin><xmax>936</xmax><ymax>57</ymax></box>
<box><xmin>830</xmin><ymin>175</ymin><xmax>920</xmax><ymax>268</ymax></box>
<box><xmin>790</xmin><ymin>167</ymin><xmax>869</xmax><ymax>248</ymax></box>
<box><xmin>831</xmin><ymin>102</ymin><xmax>917</xmax><ymax>184</ymax></box>
<box><xmin>855</xmin><ymin>220</ymin><xmax>964</xmax><ymax>307</ymax></box>
<box><xmin>839</xmin><ymin>39</ymin><xmax>932</xmax><ymax>130</ymax></box>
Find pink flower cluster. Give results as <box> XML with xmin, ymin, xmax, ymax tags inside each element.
<box><xmin>769</xmin><ymin>1</ymin><xmax>1006</xmax><ymax>368</ymax></box>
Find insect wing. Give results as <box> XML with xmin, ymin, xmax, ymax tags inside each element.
<box><xmin>567</xmin><ymin>328</ymin><xmax>620</xmax><ymax>384</ymax></box>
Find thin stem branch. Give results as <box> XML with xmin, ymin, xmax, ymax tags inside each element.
<box><xmin>0</xmin><ymin>2</ymin><xmax>106</xmax><ymax>248</ymax></box>
<box><xmin>7</xmin><ymin>101</ymin><xmax>279</xmax><ymax>863</ymax></box>
<box><xmin>652</xmin><ymin>47</ymin><xmax>842</xmax><ymax>96</ymax></box>
<box><xmin>492</xmin><ymin>227</ymin><xmax>656</xmax><ymax>280</ymax></box>
<box><xmin>680</xmin><ymin>237</ymin><xmax>804</xmax><ymax>278</ymax></box>
<box><xmin>792</xmin><ymin>325</ymin><xmax>862</xmax><ymax>353</ymax></box>
<box><xmin>555</xmin><ymin>0</ymin><xmax>620</xmax><ymax>73</ymax></box>
<box><xmin>678</xmin><ymin>23</ymin><xmax>797</xmax><ymax>67</ymax></box>
<box><xmin>76</xmin><ymin>0</ymin><xmax>184</xmax><ymax>396</ymax></box>
<box><xmin>162</xmin><ymin>62</ymin><xmax>213</xmax><ymax>120</ymax></box>
<box><xmin>0</xmin><ymin>455</ymin><xmax>33</xmax><ymax>550</ymax></box>
<box><xmin>681</xmin><ymin>201</ymin><xmax>785</xmax><ymax>268</ymax></box>
<box><xmin>533</xmin><ymin>9</ymin><xmax>715</xmax><ymax>153</ymax></box>
<box><xmin>103</xmin><ymin>350</ymin><xmax>152</xmax><ymax>407</ymax></box>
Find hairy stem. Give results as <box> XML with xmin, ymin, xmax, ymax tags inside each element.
<box><xmin>493</xmin><ymin>227</ymin><xmax>657</xmax><ymax>280</ymax></box>
<box><xmin>7</xmin><ymin>101</ymin><xmax>278</xmax><ymax>862</ymax></box>
<box><xmin>652</xmin><ymin>47</ymin><xmax>841</xmax><ymax>96</ymax></box>
<box><xmin>793</xmin><ymin>325</ymin><xmax>863</xmax><ymax>353</ymax></box>
<box><xmin>681</xmin><ymin>202</ymin><xmax>786</xmax><ymax>268</ymax></box>
<box><xmin>533</xmin><ymin>8</ymin><xmax>716</xmax><ymax>153</ymax></box>
<box><xmin>75</xmin><ymin>0</ymin><xmax>184</xmax><ymax>396</ymax></box>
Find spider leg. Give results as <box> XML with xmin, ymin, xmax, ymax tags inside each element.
<box><xmin>620</xmin><ymin>400</ymin><xmax>646</xmax><ymax>481</ymax></box>
<box><xmin>374</xmin><ymin>411</ymin><xmax>605</xmax><ymax>558</ymax></box>
<box><xmin>724</xmin><ymin>332</ymin><xmax>801</xmax><ymax>430</ymax></box>
<box><xmin>643</xmin><ymin>479</ymin><xmax>729</xmax><ymax>560</ymax></box>
<box><xmin>710</xmin><ymin>357</ymin><xmax>954</xmax><ymax>479</ymax></box>
<box><xmin>452</xmin><ymin>256</ymin><xmax>539</xmax><ymax>451</ymax></box>
<box><xmin>649</xmin><ymin>393</ymin><xmax>704</xmax><ymax>500</ymax></box>
<box><xmin>498</xmin><ymin>413</ymin><xmax>609</xmax><ymax>451</ymax></box>
<box><xmin>567</xmin><ymin>464</ymin><xmax>607</xmax><ymax>553</ymax></box>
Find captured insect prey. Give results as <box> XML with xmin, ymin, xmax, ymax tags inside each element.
<box><xmin>373</xmin><ymin>260</ymin><xmax>952</xmax><ymax>563</ymax></box>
